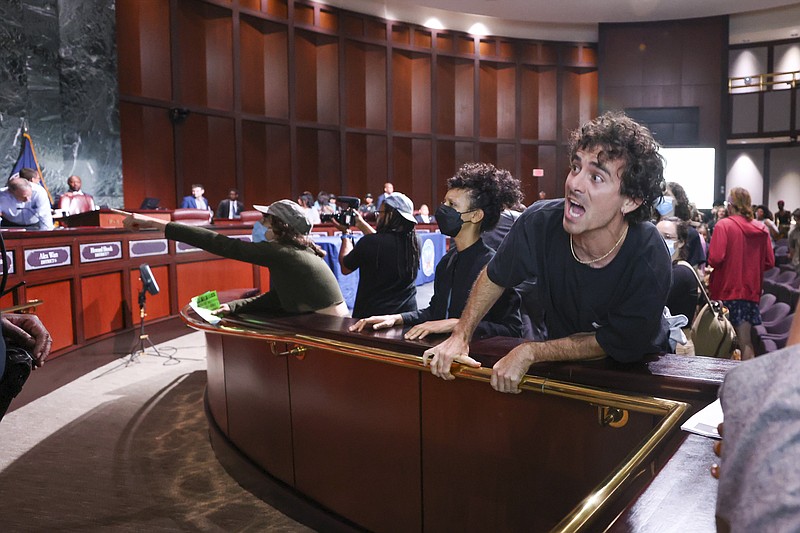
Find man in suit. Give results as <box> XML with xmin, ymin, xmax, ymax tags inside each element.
<box><xmin>180</xmin><ymin>183</ymin><xmax>212</xmax><ymax>211</ymax></box>
<box><xmin>216</xmin><ymin>188</ymin><xmax>244</xmax><ymax>219</ymax></box>
<box><xmin>414</xmin><ymin>203</ymin><xmax>435</xmax><ymax>224</ymax></box>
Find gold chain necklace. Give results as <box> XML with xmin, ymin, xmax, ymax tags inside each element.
<box><xmin>570</xmin><ymin>225</ymin><xmax>629</xmax><ymax>265</ymax></box>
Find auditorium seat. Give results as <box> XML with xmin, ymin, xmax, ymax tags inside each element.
<box><xmin>239</xmin><ymin>210</ymin><xmax>263</xmax><ymax>224</ymax></box>
<box><xmin>763</xmin><ymin>266</ymin><xmax>780</xmax><ymax>280</ymax></box>
<box><xmin>759</xmin><ymin>302</ymin><xmax>790</xmax><ymax>327</ymax></box>
<box><xmin>754</xmin><ymin>313</ymin><xmax>795</xmax><ymax>355</ymax></box>
<box><xmin>171</xmin><ymin>208</ymin><xmax>212</xmax><ymax>226</ymax></box>
<box><xmin>759</xmin><ymin>293</ymin><xmax>777</xmax><ymax>311</ymax></box>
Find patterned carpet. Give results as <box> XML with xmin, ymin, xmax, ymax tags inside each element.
<box><xmin>0</xmin><ymin>332</ymin><xmax>312</xmax><ymax>532</ymax></box>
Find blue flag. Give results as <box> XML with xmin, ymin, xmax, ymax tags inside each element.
<box><xmin>11</xmin><ymin>132</ymin><xmax>41</xmax><ymax>178</ymax></box>
<box><xmin>9</xmin><ymin>131</ymin><xmax>53</xmax><ymax>205</ymax></box>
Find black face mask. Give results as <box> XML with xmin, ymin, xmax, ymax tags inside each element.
<box><xmin>435</xmin><ymin>204</ymin><xmax>468</xmax><ymax>237</ymax></box>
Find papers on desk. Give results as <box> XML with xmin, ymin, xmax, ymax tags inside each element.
<box><xmin>190</xmin><ymin>291</ymin><xmax>222</xmax><ymax>325</ymax></box>
<box><xmin>681</xmin><ymin>398</ymin><xmax>723</xmax><ymax>439</ymax></box>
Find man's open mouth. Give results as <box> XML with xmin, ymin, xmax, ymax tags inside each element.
<box><xmin>568</xmin><ymin>199</ymin><xmax>585</xmax><ymax>218</ymax></box>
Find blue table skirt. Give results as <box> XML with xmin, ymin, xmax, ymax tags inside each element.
<box><xmin>314</xmin><ymin>232</ymin><xmax>447</xmax><ymax>311</ymax></box>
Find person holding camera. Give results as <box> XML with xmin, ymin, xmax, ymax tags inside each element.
<box><xmin>0</xmin><ymin>313</ymin><xmax>52</xmax><ymax>421</ymax></box>
<box><xmin>336</xmin><ymin>192</ymin><xmax>419</xmax><ymax>319</ymax></box>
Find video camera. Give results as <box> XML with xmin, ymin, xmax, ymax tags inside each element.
<box><xmin>320</xmin><ymin>196</ymin><xmax>361</xmax><ymax>227</ymax></box>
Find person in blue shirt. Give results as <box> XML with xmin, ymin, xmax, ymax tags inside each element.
<box><xmin>0</xmin><ymin>177</ymin><xmax>54</xmax><ymax>230</ymax></box>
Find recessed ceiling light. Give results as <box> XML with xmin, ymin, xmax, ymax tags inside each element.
<box><xmin>423</xmin><ymin>17</ymin><xmax>444</xmax><ymax>30</ymax></box>
<box><xmin>468</xmin><ymin>23</ymin><xmax>488</xmax><ymax>36</ymax></box>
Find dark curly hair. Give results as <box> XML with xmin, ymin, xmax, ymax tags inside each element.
<box><xmin>448</xmin><ymin>162</ymin><xmax>524</xmax><ymax>232</ymax></box>
<box><xmin>569</xmin><ymin>111</ymin><xmax>665</xmax><ymax>224</ymax></box>
<box><xmin>666</xmin><ymin>182</ymin><xmax>691</xmax><ymax>221</ymax></box>
<box><xmin>267</xmin><ymin>214</ymin><xmax>326</xmax><ymax>258</ymax></box>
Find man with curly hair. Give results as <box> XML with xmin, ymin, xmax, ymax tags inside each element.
<box><xmin>349</xmin><ymin>162</ymin><xmax>523</xmax><ymax>339</ymax></box>
<box><xmin>424</xmin><ymin>112</ymin><xmax>672</xmax><ymax>392</ymax></box>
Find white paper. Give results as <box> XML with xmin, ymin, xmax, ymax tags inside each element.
<box><xmin>190</xmin><ymin>297</ymin><xmax>221</xmax><ymax>325</ymax></box>
<box><xmin>681</xmin><ymin>398</ymin><xmax>723</xmax><ymax>439</ymax></box>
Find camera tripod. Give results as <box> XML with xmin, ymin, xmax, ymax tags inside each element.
<box><xmin>124</xmin><ymin>289</ymin><xmax>180</xmax><ymax>366</ymax></box>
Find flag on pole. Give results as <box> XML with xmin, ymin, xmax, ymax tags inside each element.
<box><xmin>10</xmin><ymin>130</ymin><xmax>53</xmax><ymax>205</ymax></box>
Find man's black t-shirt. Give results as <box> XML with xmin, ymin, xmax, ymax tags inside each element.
<box><xmin>487</xmin><ymin>199</ymin><xmax>671</xmax><ymax>363</ymax></box>
<box><xmin>343</xmin><ymin>232</ymin><xmax>418</xmax><ymax>319</ymax></box>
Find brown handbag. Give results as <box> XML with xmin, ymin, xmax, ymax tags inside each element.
<box><xmin>679</xmin><ymin>261</ymin><xmax>738</xmax><ymax>358</ymax></box>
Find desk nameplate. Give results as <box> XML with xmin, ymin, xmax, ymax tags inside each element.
<box><xmin>80</xmin><ymin>241</ymin><xmax>123</xmax><ymax>263</ymax></box>
<box><xmin>25</xmin><ymin>246</ymin><xmax>71</xmax><ymax>271</ymax></box>
<box><xmin>129</xmin><ymin>239</ymin><xmax>168</xmax><ymax>258</ymax></box>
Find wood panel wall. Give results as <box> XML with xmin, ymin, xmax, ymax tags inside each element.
<box><xmin>116</xmin><ymin>0</ymin><xmax>598</xmax><ymax>209</ymax></box>
<box><xmin>598</xmin><ymin>17</ymin><xmax>728</xmax><ymax>201</ymax></box>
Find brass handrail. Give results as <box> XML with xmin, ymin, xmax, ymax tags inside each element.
<box><xmin>729</xmin><ymin>70</ymin><xmax>799</xmax><ymax>92</ymax></box>
<box><xmin>182</xmin><ymin>309</ymin><xmax>689</xmax><ymax>532</ymax></box>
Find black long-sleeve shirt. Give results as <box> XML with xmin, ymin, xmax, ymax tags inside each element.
<box><xmin>400</xmin><ymin>239</ymin><xmax>522</xmax><ymax>339</ymax></box>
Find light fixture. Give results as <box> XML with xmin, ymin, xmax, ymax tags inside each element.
<box><xmin>423</xmin><ymin>17</ymin><xmax>444</xmax><ymax>30</ymax></box>
<box><xmin>467</xmin><ymin>23</ymin><xmax>488</xmax><ymax>36</ymax></box>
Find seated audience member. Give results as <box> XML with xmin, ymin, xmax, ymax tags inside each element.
<box><xmin>58</xmin><ymin>175</ymin><xmax>96</xmax><ymax>215</ymax></box>
<box><xmin>297</xmin><ymin>191</ymin><xmax>321</xmax><ymax>225</ymax></box>
<box><xmin>712</xmin><ymin>311</ymin><xmax>800</xmax><ymax>532</ymax></box>
<box><xmin>775</xmin><ymin>199</ymin><xmax>792</xmax><ymax>239</ymax></box>
<box><xmin>0</xmin><ymin>313</ymin><xmax>52</xmax><ymax>421</ymax></box>
<box><xmin>336</xmin><ymin>192</ymin><xmax>419</xmax><ymax>319</ymax></box>
<box><xmin>654</xmin><ymin>181</ymin><xmax>706</xmax><ymax>276</ymax></box>
<box><xmin>315</xmin><ymin>191</ymin><xmax>335</xmax><ymax>216</ymax></box>
<box><xmin>537</xmin><ymin>190</ymin><xmax>547</xmax><ymax>201</ymax></box>
<box><xmin>422</xmin><ymin>112</ymin><xmax>672</xmax><ymax>392</ymax></box>
<box><xmin>0</xmin><ymin>177</ymin><xmax>54</xmax><ymax>230</ymax></box>
<box><xmin>215</xmin><ymin>188</ymin><xmax>244</xmax><ymax>219</ymax></box>
<box><xmin>350</xmin><ymin>163</ymin><xmax>523</xmax><ymax>340</ymax></box>
<box><xmin>358</xmin><ymin>193</ymin><xmax>377</xmax><ymax>221</ymax></box>
<box><xmin>180</xmin><ymin>184</ymin><xmax>212</xmax><ymax>211</ymax></box>
<box><xmin>789</xmin><ymin>208</ymin><xmax>800</xmax><ymax>274</ymax></box>
<box><xmin>656</xmin><ymin>216</ymin><xmax>699</xmax><ymax>355</ymax></box>
<box><xmin>124</xmin><ymin>200</ymin><xmax>349</xmax><ymax>317</ymax></box>
<box><xmin>415</xmin><ymin>203</ymin><xmax>435</xmax><ymax>224</ymax></box>
<box><xmin>707</xmin><ymin>188</ymin><xmax>774</xmax><ymax>360</ymax></box>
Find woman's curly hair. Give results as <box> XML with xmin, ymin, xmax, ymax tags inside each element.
<box><xmin>666</xmin><ymin>181</ymin><xmax>691</xmax><ymax>221</ymax></box>
<box><xmin>569</xmin><ymin>111</ymin><xmax>665</xmax><ymax>224</ymax></box>
<box><xmin>448</xmin><ymin>162</ymin><xmax>524</xmax><ymax>232</ymax></box>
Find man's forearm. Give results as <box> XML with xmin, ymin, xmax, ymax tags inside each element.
<box><xmin>520</xmin><ymin>332</ymin><xmax>605</xmax><ymax>364</ymax></box>
<box><xmin>451</xmin><ymin>268</ymin><xmax>504</xmax><ymax>341</ymax></box>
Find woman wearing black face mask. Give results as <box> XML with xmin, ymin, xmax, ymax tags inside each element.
<box><xmin>349</xmin><ymin>162</ymin><xmax>523</xmax><ymax>340</ymax></box>
<box><xmin>337</xmin><ymin>192</ymin><xmax>420</xmax><ymax>319</ymax></box>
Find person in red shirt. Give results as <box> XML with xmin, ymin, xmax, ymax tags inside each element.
<box><xmin>707</xmin><ymin>187</ymin><xmax>775</xmax><ymax>360</ymax></box>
